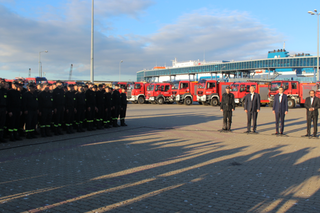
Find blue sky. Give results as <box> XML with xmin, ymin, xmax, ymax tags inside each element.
<box><xmin>0</xmin><ymin>0</ymin><xmax>319</xmax><ymax>81</ymax></box>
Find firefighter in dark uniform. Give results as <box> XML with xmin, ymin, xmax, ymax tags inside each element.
<box><xmin>86</xmin><ymin>83</ymin><xmax>97</xmax><ymax>131</ymax></box>
<box><xmin>75</xmin><ymin>86</ymin><xmax>86</xmax><ymax>132</ymax></box>
<box><xmin>220</xmin><ymin>86</ymin><xmax>235</xmax><ymax>131</ymax></box>
<box><xmin>22</xmin><ymin>84</ymin><xmax>38</xmax><ymax>139</ymax></box>
<box><xmin>120</xmin><ymin>88</ymin><xmax>128</xmax><ymax>126</ymax></box>
<box><xmin>7</xmin><ymin>81</ymin><xmax>22</xmax><ymax>141</ymax></box>
<box><xmin>0</xmin><ymin>79</ymin><xmax>7</xmax><ymax>142</ymax></box>
<box><xmin>111</xmin><ymin>84</ymin><xmax>121</xmax><ymax>127</ymax></box>
<box><xmin>96</xmin><ymin>84</ymin><xmax>105</xmax><ymax>129</ymax></box>
<box><xmin>104</xmin><ymin>86</ymin><xmax>112</xmax><ymax>128</ymax></box>
<box><xmin>65</xmin><ymin>84</ymin><xmax>76</xmax><ymax>134</ymax></box>
<box><xmin>52</xmin><ymin>80</ymin><xmax>65</xmax><ymax>135</ymax></box>
<box><xmin>38</xmin><ymin>83</ymin><xmax>53</xmax><ymax>137</ymax></box>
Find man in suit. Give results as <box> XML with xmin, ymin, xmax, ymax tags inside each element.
<box><xmin>220</xmin><ymin>86</ymin><xmax>235</xmax><ymax>131</ymax></box>
<box><xmin>244</xmin><ymin>86</ymin><xmax>260</xmax><ymax>133</ymax></box>
<box><xmin>303</xmin><ymin>90</ymin><xmax>320</xmax><ymax>137</ymax></box>
<box><xmin>272</xmin><ymin>86</ymin><xmax>288</xmax><ymax>135</ymax></box>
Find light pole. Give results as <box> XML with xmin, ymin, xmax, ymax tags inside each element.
<box><xmin>90</xmin><ymin>0</ymin><xmax>94</xmax><ymax>83</ymax></box>
<box><xmin>119</xmin><ymin>60</ymin><xmax>123</xmax><ymax>81</ymax></box>
<box><xmin>39</xmin><ymin>50</ymin><xmax>48</xmax><ymax>77</ymax></box>
<box><xmin>308</xmin><ymin>9</ymin><xmax>319</xmax><ymax>81</ymax></box>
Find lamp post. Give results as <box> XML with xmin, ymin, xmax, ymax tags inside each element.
<box><xmin>90</xmin><ymin>0</ymin><xmax>94</xmax><ymax>83</ymax></box>
<box><xmin>39</xmin><ymin>50</ymin><xmax>48</xmax><ymax>77</ymax></box>
<box><xmin>119</xmin><ymin>60</ymin><xmax>123</xmax><ymax>81</ymax></box>
<box><xmin>308</xmin><ymin>9</ymin><xmax>319</xmax><ymax>81</ymax></box>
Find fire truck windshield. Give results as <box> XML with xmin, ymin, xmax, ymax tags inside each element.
<box><xmin>147</xmin><ymin>85</ymin><xmax>154</xmax><ymax>91</ymax></box>
<box><xmin>134</xmin><ymin>84</ymin><xmax>141</xmax><ymax>89</ymax></box>
<box><xmin>198</xmin><ymin>83</ymin><xmax>205</xmax><ymax>89</ymax></box>
<box><xmin>172</xmin><ymin>83</ymin><xmax>179</xmax><ymax>90</ymax></box>
<box><xmin>270</xmin><ymin>83</ymin><xmax>281</xmax><ymax>91</ymax></box>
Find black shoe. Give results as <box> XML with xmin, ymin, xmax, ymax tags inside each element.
<box><xmin>302</xmin><ymin>134</ymin><xmax>311</xmax><ymax>137</ymax></box>
<box><xmin>244</xmin><ymin>131</ymin><xmax>251</xmax><ymax>134</ymax></box>
<box><xmin>113</xmin><ymin>124</ymin><xmax>120</xmax><ymax>127</ymax></box>
<box><xmin>41</xmin><ymin>129</ymin><xmax>46</xmax><ymax>137</ymax></box>
<box><xmin>14</xmin><ymin>132</ymin><xmax>22</xmax><ymax>140</ymax></box>
<box><xmin>31</xmin><ymin>132</ymin><xmax>37</xmax><ymax>138</ymax></box>
<box><xmin>272</xmin><ymin>132</ymin><xmax>279</xmax><ymax>135</ymax></box>
<box><xmin>58</xmin><ymin>128</ymin><xmax>64</xmax><ymax>135</ymax></box>
<box><xmin>312</xmin><ymin>134</ymin><xmax>318</xmax><ymax>138</ymax></box>
<box><xmin>26</xmin><ymin>133</ymin><xmax>32</xmax><ymax>139</ymax></box>
<box><xmin>46</xmin><ymin>128</ymin><xmax>52</xmax><ymax>137</ymax></box>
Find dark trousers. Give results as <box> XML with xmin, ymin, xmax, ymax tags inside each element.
<box><xmin>0</xmin><ymin>107</ymin><xmax>6</xmax><ymax>132</ymax></box>
<box><xmin>104</xmin><ymin>108</ymin><xmax>111</xmax><ymax>124</ymax></box>
<box><xmin>8</xmin><ymin>109</ymin><xmax>20</xmax><ymax>133</ymax></box>
<box><xmin>111</xmin><ymin>106</ymin><xmax>120</xmax><ymax>121</ymax></box>
<box><xmin>54</xmin><ymin>107</ymin><xmax>64</xmax><ymax>128</ymax></box>
<box><xmin>275</xmin><ymin>112</ymin><xmax>285</xmax><ymax>133</ymax></box>
<box><xmin>223</xmin><ymin>110</ymin><xmax>232</xmax><ymax>129</ymax></box>
<box><xmin>40</xmin><ymin>109</ymin><xmax>52</xmax><ymax>128</ymax></box>
<box><xmin>247</xmin><ymin>111</ymin><xmax>258</xmax><ymax>131</ymax></box>
<box><xmin>86</xmin><ymin>106</ymin><xmax>95</xmax><ymax>123</ymax></box>
<box><xmin>96</xmin><ymin>105</ymin><xmax>104</xmax><ymax>122</ymax></box>
<box><xmin>120</xmin><ymin>106</ymin><xmax>127</xmax><ymax>120</ymax></box>
<box><xmin>26</xmin><ymin>110</ymin><xmax>37</xmax><ymax>132</ymax></box>
<box><xmin>76</xmin><ymin>107</ymin><xmax>85</xmax><ymax>124</ymax></box>
<box><xmin>65</xmin><ymin>108</ymin><xmax>75</xmax><ymax>126</ymax></box>
<box><xmin>307</xmin><ymin>113</ymin><xmax>318</xmax><ymax>135</ymax></box>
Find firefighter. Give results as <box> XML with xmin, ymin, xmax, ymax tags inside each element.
<box><xmin>86</xmin><ymin>83</ymin><xmax>97</xmax><ymax>131</ymax></box>
<box><xmin>7</xmin><ymin>81</ymin><xmax>22</xmax><ymax>141</ymax></box>
<box><xmin>120</xmin><ymin>88</ymin><xmax>128</xmax><ymax>126</ymax></box>
<box><xmin>65</xmin><ymin>84</ymin><xmax>76</xmax><ymax>134</ymax></box>
<box><xmin>220</xmin><ymin>86</ymin><xmax>235</xmax><ymax>131</ymax></box>
<box><xmin>38</xmin><ymin>83</ymin><xmax>53</xmax><ymax>137</ymax></box>
<box><xmin>0</xmin><ymin>79</ymin><xmax>7</xmax><ymax>142</ymax></box>
<box><xmin>111</xmin><ymin>84</ymin><xmax>121</xmax><ymax>127</ymax></box>
<box><xmin>104</xmin><ymin>86</ymin><xmax>112</xmax><ymax>128</ymax></box>
<box><xmin>52</xmin><ymin>80</ymin><xmax>65</xmax><ymax>135</ymax></box>
<box><xmin>96</xmin><ymin>84</ymin><xmax>105</xmax><ymax>129</ymax></box>
<box><xmin>75</xmin><ymin>86</ymin><xmax>86</xmax><ymax>132</ymax></box>
<box><xmin>22</xmin><ymin>84</ymin><xmax>38</xmax><ymax>139</ymax></box>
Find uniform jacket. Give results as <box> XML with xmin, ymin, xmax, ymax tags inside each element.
<box><xmin>52</xmin><ymin>87</ymin><xmax>65</xmax><ymax>108</ymax></box>
<box><xmin>0</xmin><ymin>88</ymin><xmax>7</xmax><ymax>108</ymax></box>
<box><xmin>85</xmin><ymin>89</ymin><xmax>96</xmax><ymax>108</ymax></box>
<box><xmin>38</xmin><ymin>91</ymin><xmax>53</xmax><ymax>110</ymax></box>
<box><xmin>75</xmin><ymin>92</ymin><xmax>86</xmax><ymax>108</ymax></box>
<box><xmin>65</xmin><ymin>91</ymin><xmax>76</xmax><ymax>109</ymax></box>
<box><xmin>22</xmin><ymin>92</ymin><xmax>38</xmax><ymax>111</ymax></box>
<box><xmin>220</xmin><ymin>93</ymin><xmax>235</xmax><ymax>111</ymax></box>
<box><xmin>120</xmin><ymin>92</ymin><xmax>127</xmax><ymax>108</ymax></box>
<box><xmin>104</xmin><ymin>92</ymin><xmax>112</xmax><ymax>109</ymax></box>
<box><xmin>112</xmin><ymin>90</ymin><xmax>121</xmax><ymax>107</ymax></box>
<box><xmin>7</xmin><ymin>89</ymin><xmax>21</xmax><ymax>111</ymax></box>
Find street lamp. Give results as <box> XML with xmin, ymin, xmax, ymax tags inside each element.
<box><xmin>39</xmin><ymin>50</ymin><xmax>48</xmax><ymax>77</ymax></box>
<box><xmin>90</xmin><ymin>0</ymin><xmax>94</xmax><ymax>83</ymax></box>
<box><xmin>119</xmin><ymin>60</ymin><xmax>123</xmax><ymax>81</ymax></box>
<box><xmin>308</xmin><ymin>9</ymin><xmax>319</xmax><ymax>81</ymax></box>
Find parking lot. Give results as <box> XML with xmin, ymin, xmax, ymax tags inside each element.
<box><xmin>0</xmin><ymin>104</ymin><xmax>320</xmax><ymax>213</ymax></box>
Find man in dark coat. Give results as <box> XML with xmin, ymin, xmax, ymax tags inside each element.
<box><xmin>38</xmin><ymin>83</ymin><xmax>53</xmax><ymax>137</ymax></box>
<box><xmin>220</xmin><ymin>86</ymin><xmax>235</xmax><ymax>131</ymax></box>
<box><xmin>244</xmin><ymin>86</ymin><xmax>260</xmax><ymax>133</ymax></box>
<box><xmin>111</xmin><ymin>84</ymin><xmax>121</xmax><ymax>127</ymax></box>
<box><xmin>52</xmin><ymin>80</ymin><xmax>65</xmax><ymax>135</ymax></box>
<box><xmin>120</xmin><ymin>88</ymin><xmax>128</xmax><ymax>126</ymax></box>
<box><xmin>22</xmin><ymin>84</ymin><xmax>38</xmax><ymax>139</ymax></box>
<box><xmin>7</xmin><ymin>81</ymin><xmax>22</xmax><ymax>141</ymax></box>
<box><xmin>85</xmin><ymin>83</ymin><xmax>97</xmax><ymax>131</ymax></box>
<box><xmin>104</xmin><ymin>86</ymin><xmax>112</xmax><ymax>128</ymax></box>
<box><xmin>96</xmin><ymin>84</ymin><xmax>105</xmax><ymax>129</ymax></box>
<box><xmin>272</xmin><ymin>86</ymin><xmax>288</xmax><ymax>135</ymax></box>
<box><xmin>0</xmin><ymin>79</ymin><xmax>7</xmax><ymax>142</ymax></box>
<box><xmin>303</xmin><ymin>90</ymin><xmax>320</xmax><ymax>137</ymax></box>
<box><xmin>65</xmin><ymin>84</ymin><xmax>76</xmax><ymax>134</ymax></box>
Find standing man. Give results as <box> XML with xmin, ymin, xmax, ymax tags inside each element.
<box><xmin>0</xmin><ymin>79</ymin><xmax>7</xmax><ymax>142</ymax></box>
<box><xmin>111</xmin><ymin>84</ymin><xmax>121</xmax><ymax>127</ymax></box>
<box><xmin>244</xmin><ymin>86</ymin><xmax>260</xmax><ymax>133</ymax></box>
<box><xmin>22</xmin><ymin>84</ymin><xmax>38</xmax><ymax>139</ymax></box>
<box><xmin>65</xmin><ymin>84</ymin><xmax>76</xmax><ymax>134</ymax></box>
<box><xmin>120</xmin><ymin>88</ymin><xmax>128</xmax><ymax>126</ymax></box>
<box><xmin>7</xmin><ymin>81</ymin><xmax>22</xmax><ymax>141</ymax></box>
<box><xmin>104</xmin><ymin>86</ymin><xmax>112</xmax><ymax>128</ymax></box>
<box><xmin>75</xmin><ymin>86</ymin><xmax>86</xmax><ymax>132</ymax></box>
<box><xmin>272</xmin><ymin>86</ymin><xmax>288</xmax><ymax>135</ymax></box>
<box><xmin>85</xmin><ymin>83</ymin><xmax>97</xmax><ymax>131</ymax></box>
<box><xmin>52</xmin><ymin>80</ymin><xmax>65</xmax><ymax>135</ymax></box>
<box><xmin>96</xmin><ymin>84</ymin><xmax>105</xmax><ymax>129</ymax></box>
<box><xmin>303</xmin><ymin>90</ymin><xmax>320</xmax><ymax>137</ymax></box>
<box><xmin>38</xmin><ymin>83</ymin><xmax>53</xmax><ymax>137</ymax></box>
<box><xmin>220</xmin><ymin>86</ymin><xmax>235</xmax><ymax>131</ymax></box>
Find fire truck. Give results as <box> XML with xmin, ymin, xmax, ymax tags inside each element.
<box><xmin>144</xmin><ymin>83</ymin><xmax>174</xmax><ymax>104</ymax></box>
<box><xmin>171</xmin><ymin>81</ymin><xmax>198</xmax><ymax>105</ymax></box>
<box><xmin>268</xmin><ymin>81</ymin><xmax>316</xmax><ymax>108</ymax></box>
<box><xmin>127</xmin><ymin>82</ymin><xmax>149</xmax><ymax>104</ymax></box>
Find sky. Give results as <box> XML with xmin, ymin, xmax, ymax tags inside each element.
<box><xmin>0</xmin><ymin>0</ymin><xmax>319</xmax><ymax>81</ymax></box>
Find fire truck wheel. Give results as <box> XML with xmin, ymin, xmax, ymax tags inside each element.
<box><xmin>184</xmin><ymin>97</ymin><xmax>192</xmax><ymax>105</ymax></box>
<box><xmin>288</xmin><ymin>99</ymin><xmax>295</xmax><ymax>108</ymax></box>
<box><xmin>158</xmin><ymin>97</ymin><xmax>164</xmax><ymax>105</ymax></box>
<box><xmin>138</xmin><ymin>96</ymin><xmax>145</xmax><ymax>104</ymax></box>
<box><xmin>210</xmin><ymin>98</ymin><xmax>219</xmax><ymax>106</ymax></box>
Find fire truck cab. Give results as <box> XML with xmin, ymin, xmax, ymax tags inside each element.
<box><xmin>269</xmin><ymin>81</ymin><xmax>300</xmax><ymax>108</ymax></box>
<box><xmin>196</xmin><ymin>80</ymin><xmax>220</xmax><ymax>106</ymax></box>
<box><xmin>172</xmin><ymin>81</ymin><xmax>198</xmax><ymax>105</ymax></box>
<box><xmin>127</xmin><ymin>82</ymin><xmax>147</xmax><ymax>104</ymax></box>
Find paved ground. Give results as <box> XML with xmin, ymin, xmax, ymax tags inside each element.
<box><xmin>0</xmin><ymin>103</ymin><xmax>320</xmax><ymax>213</ymax></box>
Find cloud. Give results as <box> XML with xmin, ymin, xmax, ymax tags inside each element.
<box><xmin>0</xmin><ymin>3</ymin><xmax>283</xmax><ymax>81</ymax></box>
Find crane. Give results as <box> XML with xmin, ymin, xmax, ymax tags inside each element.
<box><xmin>69</xmin><ymin>64</ymin><xmax>73</xmax><ymax>81</ymax></box>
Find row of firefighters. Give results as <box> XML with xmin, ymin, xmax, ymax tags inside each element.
<box><xmin>0</xmin><ymin>79</ymin><xmax>128</xmax><ymax>142</ymax></box>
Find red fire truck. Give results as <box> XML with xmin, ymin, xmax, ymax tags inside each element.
<box><xmin>144</xmin><ymin>83</ymin><xmax>174</xmax><ymax>104</ymax></box>
<box><xmin>268</xmin><ymin>81</ymin><xmax>316</xmax><ymax>108</ymax></box>
<box><xmin>127</xmin><ymin>82</ymin><xmax>148</xmax><ymax>104</ymax></box>
<box><xmin>172</xmin><ymin>81</ymin><xmax>198</xmax><ymax>105</ymax></box>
